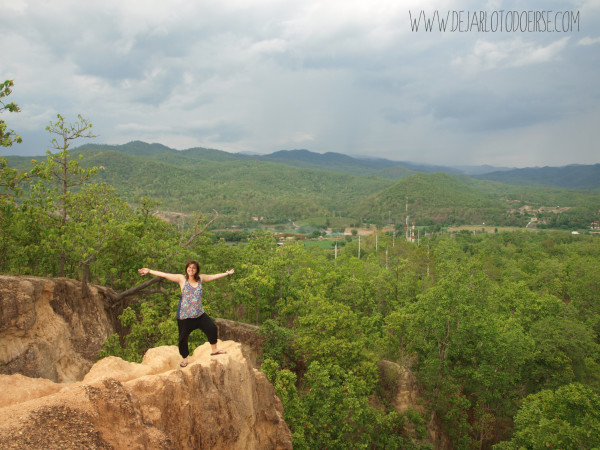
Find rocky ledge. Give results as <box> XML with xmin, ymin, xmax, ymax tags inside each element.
<box><xmin>0</xmin><ymin>341</ymin><xmax>293</xmax><ymax>449</ymax></box>
<box><xmin>0</xmin><ymin>275</ymin><xmax>116</xmax><ymax>383</ymax></box>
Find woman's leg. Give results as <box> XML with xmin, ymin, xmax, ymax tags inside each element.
<box><xmin>197</xmin><ymin>313</ymin><xmax>223</xmax><ymax>354</ymax></box>
<box><xmin>177</xmin><ymin>318</ymin><xmax>195</xmax><ymax>359</ymax></box>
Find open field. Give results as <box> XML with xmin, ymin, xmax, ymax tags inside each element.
<box><xmin>446</xmin><ymin>225</ymin><xmax>531</xmax><ymax>233</ymax></box>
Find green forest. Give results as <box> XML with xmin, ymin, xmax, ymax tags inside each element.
<box><xmin>2</xmin><ymin>93</ymin><xmax>600</xmax><ymax>448</ymax></box>
<box><xmin>6</xmin><ymin>140</ymin><xmax>600</xmax><ymax>231</ymax></box>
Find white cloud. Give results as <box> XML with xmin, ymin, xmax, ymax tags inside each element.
<box><xmin>577</xmin><ymin>36</ymin><xmax>600</xmax><ymax>45</ymax></box>
<box><xmin>452</xmin><ymin>37</ymin><xmax>570</xmax><ymax>75</ymax></box>
<box><xmin>0</xmin><ymin>0</ymin><xmax>27</xmax><ymax>13</ymax></box>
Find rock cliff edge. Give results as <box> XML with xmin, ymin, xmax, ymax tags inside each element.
<box><xmin>0</xmin><ymin>275</ymin><xmax>115</xmax><ymax>383</ymax></box>
<box><xmin>0</xmin><ymin>341</ymin><xmax>293</xmax><ymax>449</ymax></box>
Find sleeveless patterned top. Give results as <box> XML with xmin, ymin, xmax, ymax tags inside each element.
<box><xmin>176</xmin><ymin>279</ymin><xmax>204</xmax><ymax>320</ymax></box>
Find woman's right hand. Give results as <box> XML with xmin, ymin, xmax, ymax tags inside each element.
<box><xmin>138</xmin><ymin>268</ymin><xmax>150</xmax><ymax>276</ymax></box>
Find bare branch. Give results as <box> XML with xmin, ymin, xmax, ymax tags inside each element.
<box><xmin>116</xmin><ymin>277</ymin><xmax>162</xmax><ymax>300</ymax></box>
<box><xmin>138</xmin><ymin>288</ymin><xmax>169</xmax><ymax>298</ymax></box>
<box><xmin>177</xmin><ymin>215</ymin><xmax>186</xmax><ymax>247</ymax></box>
<box><xmin>93</xmin><ymin>277</ymin><xmax>167</xmax><ymax>309</ymax></box>
<box><xmin>181</xmin><ymin>209</ymin><xmax>219</xmax><ymax>248</ymax></box>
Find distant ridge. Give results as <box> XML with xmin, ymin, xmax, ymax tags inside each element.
<box><xmin>453</xmin><ymin>164</ymin><xmax>514</xmax><ymax>176</ymax></box>
<box><xmin>75</xmin><ymin>141</ymin><xmax>245</xmax><ymax>163</ymax></box>
<box><xmin>260</xmin><ymin>149</ymin><xmax>399</xmax><ymax>173</ymax></box>
<box><xmin>64</xmin><ymin>141</ymin><xmax>600</xmax><ymax>189</ymax></box>
<box><xmin>474</xmin><ymin>164</ymin><xmax>600</xmax><ymax>190</ymax></box>
<box><xmin>5</xmin><ymin>142</ymin><xmax>599</xmax><ymax>227</ymax></box>
<box><xmin>77</xmin><ymin>141</ymin><xmax>176</xmax><ymax>156</ymax></box>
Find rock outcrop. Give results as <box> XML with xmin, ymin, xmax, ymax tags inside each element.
<box><xmin>377</xmin><ymin>360</ymin><xmax>450</xmax><ymax>449</ymax></box>
<box><xmin>0</xmin><ymin>341</ymin><xmax>293</xmax><ymax>449</ymax></box>
<box><xmin>0</xmin><ymin>275</ymin><xmax>116</xmax><ymax>383</ymax></box>
<box><xmin>215</xmin><ymin>318</ymin><xmax>264</xmax><ymax>367</ymax></box>
<box><xmin>377</xmin><ymin>360</ymin><xmax>424</xmax><ymax>415</ymax></box>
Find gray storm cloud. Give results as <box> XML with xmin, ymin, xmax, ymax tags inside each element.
<box><xmin>1</xmin><ymin>0</ymin><xmax>598</xmax><ymax>167</ymax></box>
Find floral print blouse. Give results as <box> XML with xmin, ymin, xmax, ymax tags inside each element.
<box><xmin>176</xmin><ymin>279</ymin><xmax>204</xmax><ymax>320</ymax></box>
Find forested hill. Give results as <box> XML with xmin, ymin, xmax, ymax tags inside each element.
<box><xmin>356</xmin><ymin>173</ymin><xmax>508</xmax><ymax>226</ymax></box>
<box><xmin>65</xmin><ymin>148</ymin><xmax>395</xmax><ymax>219</ymax></box>
<box><xmin>5</xmin><ymin>141</ymin><xmax>600</xmax><ymax>227</ymax></box>
<box><xmin>61</xmin><ymin>141</ymin><xmax>600</xmax><ymax>188</ymax></box>
<box><xmin>259</xmin><ymin>149</ymin><xmax>415</xmax><ymax>177</ymax></box>
<box><xmin>76</xmin><ymin>141</ymin><xmax>245</xmax><ymax>162</ymax></box>
<box><xmin>474</xmin><ymin>164</ymin><xmax>600</xmax><ymax>190</ymax></box>
<box><xmin>75</xmin><ymin>142</ymin><xmax>414</xmax><ymax>178</ymax></box>
<box><xmin>74</xmin><ymin>141</ymin><xmax>600</xmax><ymax>188</ymax></box>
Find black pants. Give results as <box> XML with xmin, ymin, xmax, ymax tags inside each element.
<box><xmin>177</xmin><ymin>313</ymin><xmax>218</xmax><ymax>358</ymax></box>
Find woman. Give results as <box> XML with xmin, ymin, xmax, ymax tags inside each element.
<box><xmin>138</xmin><ymin>261</ymin><xmax>234</xmax><ymax>367</ymax></box>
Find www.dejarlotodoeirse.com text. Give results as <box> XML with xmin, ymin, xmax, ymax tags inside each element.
<box><xmin>409</xmin><ymin>10</ymin><xmax>580</xmax><ymax>33</ymax></box>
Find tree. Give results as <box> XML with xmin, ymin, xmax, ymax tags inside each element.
<box><xmin>260</xmin><ymin>359</ymin><xmax>308</xmax><ymax>446</ymax></box>
<box><xmin>293</xmin><ymin>360</ymin><xmax>376</xmax><ymax>448</ymax></box>
<box><xmin>524</xmin><ymin>314</ymin><xmax>600</xmax><ymax>391</ymax></box>
<box><xmin>29</xmin><ymin>114</ymin><xmax>100</xmax><ymax>276</ymax></box>
<box><xmin>258</xmin><ymin>319</ymin><xmax>297</xmax><ymax>369</ymax></box>
<box><xmin>0</xmin><ymin>80</ymin><xmax>22</xmax><ymax>147</ymax></box>
<box><xmin>494</xmin><ymin>383</ymin><xmax>600</xmax><ymax>449</ymax></box>
<box><xmin>236</xmin><ymin>262</ymin><xmax>277</xmax><ymax>325</ymax></box>
<box><xmin>295</xmin><ymin>298</ymin><xmax>381</xmax><ymax>381</ymax></box>
<box><xmin>0</xmin><ymin>80</ymin><xmax>27</xmax><ymax>272</ymax></box>
<box><xmin>68</xmin><ymin>183</ymin><xmax>132</xmax><ymax>295</ymax></box>
<box><xmin>402</xmin><ymin>258</ymin><xmax>534</xmax><ymax>446</ymax></box>
<box><xmin>0</xmin><ymin>80</ymin><xmax>26</xmax><ymax>197</ymax></box>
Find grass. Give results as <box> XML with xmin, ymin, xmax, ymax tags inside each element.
<box><xmin>446</xmin><ymin>225</ymin><xmax>535</xmax><ymax>233</ymax></box>
<box><xmin>295</xmin><ymin>216</ymin><xmax>357</xmax><ymax>229</ymax></box>
<box><xmin>303</xmin><ymin>239</ymin><xmax>337</xmax><ymax>250</ymax></box>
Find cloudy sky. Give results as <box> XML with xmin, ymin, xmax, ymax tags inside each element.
<box><xmin>1</xmin><ymin>0</ymin><xmax>599</xmax><ymax>167</ymax></box>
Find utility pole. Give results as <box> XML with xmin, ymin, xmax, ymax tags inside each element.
<box><xmin>386</xmin><ymin>247</ymin><xmax>388</xmax><ymax>270</ymax></box>
<box><xmin>405</xmin><ymin>196</ymin><xmax>409</xmax><ymax>242</ymax></box>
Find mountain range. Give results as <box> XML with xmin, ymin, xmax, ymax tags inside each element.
<box><xmin>64</xmin><ymin>141</ymin><xmax>599</xmax><ymax>189</ymax></box>
<box><xmin>4</xmin><ymin>141</ymin><xmax>599</xmax><ymax>227</ymax></box>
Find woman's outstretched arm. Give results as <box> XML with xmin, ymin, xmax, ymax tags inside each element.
<box><xmin>138</xmin><ymin>268</ymin><xmax>186</xmax><ymax>287</ymax></box>
<box><xmin>200</xmin><ymin>268</ymin><xmax>234</xmax><ymax>283</ymax></box>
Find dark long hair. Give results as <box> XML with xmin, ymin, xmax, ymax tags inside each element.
<box><xmin>185</xmin><ymin>260</ymin><xmax>200</xmax><ymax>281</ymax></box>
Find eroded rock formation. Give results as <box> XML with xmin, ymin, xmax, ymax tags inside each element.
<box><xmin>0</xmin><ymin>276</ymin><xmax>291</xmax><ymax>448</ymax></box>
<box><xmin>377</xmin><ymin>360</ymin><xmax>450</xmax><ymax>449</ymax></box>
<box><xmin>0</xmin><ymin>275</ymin><xmax>116</xmax><ymax>383</ymax></box>
<box><xmin>0</xmin><ymin>342</ymin><xmax>293</xmax><ymax>449</ymax></box>
<box><xmin>215</xmin><ymin>318</ymin><xmax>264</xmax><ymax>367</ymax></box>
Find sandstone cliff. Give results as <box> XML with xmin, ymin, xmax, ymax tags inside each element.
<box><xmin>215</xmin><ymin>318</ymin><xmax>264</xmax><ymax>368</ymax></box>
<box><xmin>0</xmin><ymin>341</ymin><xmax>293</xmax><ymax>449</ymax></box>
<box><xmin>0</xmin><ymin>275</ymin><xmax>116</xmax><ymax>383</ymax></box>
<box><xmin>0</xmin><ymin>276</ymin><xmax>268</xmax><ymax>384</ymax></box>
<box><xmin>377</xmin><ymin>360</ymin><xmax>450</xmax><ymax>449</ymax></box>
